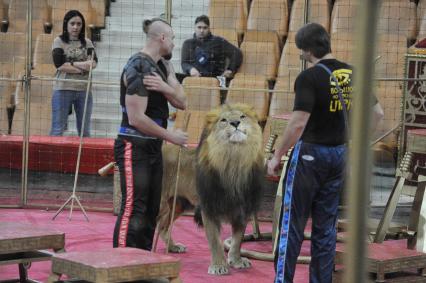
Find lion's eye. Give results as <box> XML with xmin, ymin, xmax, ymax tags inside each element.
<box><xmin>220</xmin><ymin>118</ymin><xmax>227</xmax><ymax>122</ymax></box>
<box><xmin>240</xmin><ymin>115</ymin><xmax>246</xmax><ymax>119</ymax></box>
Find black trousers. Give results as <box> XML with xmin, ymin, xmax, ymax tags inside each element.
<box><xmin>112</xmin><ymin>136</ymin><xmax>163</xmax><ymax>251</ymax></box>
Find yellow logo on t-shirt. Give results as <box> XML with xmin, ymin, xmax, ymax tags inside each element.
<box><xmin>329</xmin><ymin>68</ymin><xmax>353</xmax><ymax>112</ymax></box>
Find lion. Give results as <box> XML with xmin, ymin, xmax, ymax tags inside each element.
<box><xmin>157</xmin><ymin>103</ymin><xmax>265</xmax><ymax>275</ymax></box>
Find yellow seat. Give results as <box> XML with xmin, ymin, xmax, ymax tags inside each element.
<box><xmin>90</xmin><ymin>0</ymin><xmax>106</xmax><ymax>28</ymax></box>
<box><xmin>0</xmin><ymin>32</ymin><xmax>26</xmax><ymax>134</ymax></box>
<box><xmin>208</xmin><ymin>0</ymin><xmax>247</xmax><ymax>36</ymax></box>
<box><xmin>330</xmin><ymin>0</ymin><xmax>357</xmax><ymax>34</ymax></box>
<box><xmin>269</xmin><ymin>77</ymin><xmax>295</xmax><ymax>117</ymax></box>
<box><xmin>211</xmin><ymin>28</ymin><xmax>239</xmax><ymax>46</ymax></box>
<box><xmin>375</xmin><ymin>33</ymin><xmax>407</xmax><ymax>79</ymax></box>
<box><xmin>243</xmin><ymin>30</ymin><xmax>281</xmax><ymax>57</ymax></box>
<box><xmin>277</xmin><ymin>32</ymin><xmax>302</xmax><ymax>78</ymax></box>
<box><xmin>7</xmin><ymin>0</ymin><xmax>51</xmax><ymax>35</ymax></box>
<box><xmin>174</xmin><ymin>110</ymin><xmax>207</xmax><ymax>145</ymax></box>
<box><xmin>247</xmin><ymin>0</ymin><xmax>289</xmax><ymax>40</ymax></box>
<box><xmin>288</xmin><ymin>0</ymin><xmax>330</xmax><ymax>33</ymax></box>
<box><xmin>377</xmin><ymin>0</ymin><xmax>416</xmax><ymax>42</ymax></box>
<box><xmin>418</xmin><ymin>0</ymin><xmax>426</xmax><ymax>39</ymax></box>
<box><xmin>0</xmin><ymin>1</ymin><xmax>4</xmax><ymax>24</ymax></box>
<box><xmin>33</xmin><ymin>33</ymin><xmax>55</xmax><ymax>67</ymax></box>
<box><xmin>235</xmin><ymin>41</ymin><xmax>279</xmax><ymax>80</ymax></box>
<box><xmin>182</xmin><ymin>77</ymin><xmax>221</xmax><ymax>111</ymax></box>
<box><xmin>225</xmin><ymin>75</ymin><xmax>270</xmax><ymax>122</ymax></box>
<box><xmin>330</xmin><ymin>32</ymin><xmax>355</xmax><ymax>64</ymax></box>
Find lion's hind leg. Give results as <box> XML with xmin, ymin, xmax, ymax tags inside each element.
<box><xmin>202</xmin><ymin>212</ymin><xmax>229</xmax><ymax>275</ymax></box>
<box><xmin>227</xmin><ymin>223</ymin><xmax>251</xmax><ymax>269</ymax></box>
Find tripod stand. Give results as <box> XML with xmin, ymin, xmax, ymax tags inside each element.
<box><xmin>52</xmin><ymin>57</ymin><xmax>95</xmax><ymax>221</ymax></box>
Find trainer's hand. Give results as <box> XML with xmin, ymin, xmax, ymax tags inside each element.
<box><xmin>169</xmin><ymin>129</ymin><xmax>188</xmax><ymax>146</ymax></box>
<box><xmin>267</xmin><ymin>156</ymin><xmax>280</xmax><ymax>176</ymax></box>
<box><xmin>143</xmin><ymin>72</ymin><xmax>172</xmax><ymax>94</ymax></box>
<box><xmin>190</xmin><ymin>68</ymin><xmax>201</xmax><ymax>77</ymax></box>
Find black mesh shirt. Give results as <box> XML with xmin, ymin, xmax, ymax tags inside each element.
<box><xmin>119</xmin><ymin>53</ymin><xmax>169</xmax><ymax>132</ymax></box>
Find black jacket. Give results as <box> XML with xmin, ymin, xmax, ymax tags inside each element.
<box><xmin>181</xmin><ymin>33</ymin><xmax>242</xmax><ymax>77</ymax></box>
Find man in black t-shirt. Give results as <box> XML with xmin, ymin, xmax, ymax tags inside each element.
<box><xmin>113</xmin><ymin>18</ymin><xmax>188</xmax><ymax>251</ymax></box>
<box><xmin>267</xmin><ymin>23</ymin><xmax>384</xmax><ymax>283</ymax></box>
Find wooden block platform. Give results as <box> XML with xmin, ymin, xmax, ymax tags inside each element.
<box><xmin>48</xmin><ymin>247</ymin><xmax>182</xmax><ymax>283</ymax></box>
<box><xmin>333</xmin><ymin>269</ymin><xmax>426</xmax><ymax>283</ymax></box>
<box><xmin>0</xmin><ymin>222</ymin><xmax>65</xmax><ymax>283</ymax></box>
<box><xmin>335</xmin><ymin>240</ymin><xmax>426</xmax><ymax>282</ymax></box>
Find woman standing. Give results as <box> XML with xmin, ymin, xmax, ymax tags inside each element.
<box><xmin>50</xmin><ymin>10</ymin><xmax>97</xmax><ymax>137</ymax></box>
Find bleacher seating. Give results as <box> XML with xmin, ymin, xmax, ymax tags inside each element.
<box><xmin>331</xmin><ymin>32</ymin><xmax>355</xmax><ymax>64</ymax></box>
<box><xmin>235</xmin><ymin>40</ymin><xmax>280</xmax><ymax>80</ymax></box>
<box><xmin>208</xmin><ymin>0</ymin><xmax>247</xmax><ymax>37</ymax></box>
<box><xmin>330</xmin><ymin>0</ymin><xmax>357</xmax><ymax>34</ymax></box>
<box><xmin>418</xmin><ymin>0</ymin><xmax>426</xmax><ymax>40</ymax></box>
<box><xmin>247</xmin><ymin>0</ymin><xmax>289</xmax><ymax>41</ymax></box>
<box><xmin>90</xmin><ymin>0</ymin><xmax>106</xmax><ymax>28</ymax></box>
<box><xmin>288</xmin><ymin>0</ymin><xmax>330</xmax><ymax>33</ymax></box>
<box><xmin>269</xmin><ymin>77</ymin><xmax>295</xmax><ymax>117</ymax></box>
<box><xmin>375</xmin><ymin>33</ymin><xmax>407</xmax><ymax>79</ymax></box>
<box><xmin>0</xmin><ymin>1</ymin><xmax>4</xmax><ymax>26</ymax></box>
<box><xmin>272</xmin><ymin>32</ymin><xmax>302</xmax><ymax>112</ymax></box>
<box><xmin>174</xmin><ymin>110</ymin><xmax>207</xmax><ymax>145</ymax></box>
<box><xmin>0</xmin><ymin>32</ymin><xmax>26</xmax><ymax>135</ymax></box>
<box><xmin>243</xmin><ymin>30</ymin><xmax>281</xmax><ymax>55</ymax></box>
<box><xmin>211</xmin><ymin>28</ymin><xmax>239</xmax><ymax>46</ymax></box>
<box><xmin>33</xmin><ymin>33</ymin><xmax>55</xmax><ymax>67</ymax></box>
<box><xmin>225</xmin><ymin>75</ymin><xmax>270</xmax><ymax>122</ymax></box>
<box><xmin>377</xmin><ymin>0</ymin><xmax>416</xmax><ymax>42</ymax></box>
<box><xmin>0</xmin><ymin>0</ymin><xmax>417</xmax><ymax>141</ymax></box>
<box><xmin>182</xmin><ymin>77</ymin><xmax>221</xmax><ymax>111</ymax></box>
<box><xmin>276</xmin><ymin>32</ymin><xmax>301</xmax><ymax>78</ymax></box>
<box><xmin>7</xmin><ymin>0</ymin><xmax>51</xmax><ymax>35</ymax></box>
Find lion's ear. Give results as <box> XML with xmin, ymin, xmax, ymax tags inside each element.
<box><xmin>205</xmin><ymin>108</ymin><xmax>221</xmax><ymax>127</ymax></box>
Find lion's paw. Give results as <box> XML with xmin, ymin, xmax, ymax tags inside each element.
<box><xmin>208</xmin><ymin>264</ymin><xmax>230</xmax><ymax>275</ymax></box>
<box><xmin>228</xmin><ymin>257</ymin><xmax>252</xmax><ymax>269</ymax></box>
<box><xmin>168</xmin><ymin>243</ymin><xmax>187</xmax><ymax>253</ymax></box>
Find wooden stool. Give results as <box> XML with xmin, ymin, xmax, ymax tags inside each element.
<box><xmin>335</xmin><ymin>240</ymin><xmax>426</xmax><ymax>282</ymax></box>
<box><xmin>48</xmin><ymin>247</ymin><xmax>182</xmax><ymax>283</ymax></box>
<box><xmin>0</xmin><ymin>222</ymin><xmax>65</xmax><ymax>283</ymax></box>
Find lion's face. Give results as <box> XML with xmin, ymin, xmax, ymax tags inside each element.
<box><xmin>199</xmin><ymin>104</ymin><xmax>264</xmax><ymax>175</ymax></box>
<box><xmin>212</xmin><ymin>109</ymin><xmax>254</xmax><ymax>143</ymax></box>
<box><xmin>202</xmin><ymin>103</ymin><xmax>262</xmax><ymax>146</ymax></box>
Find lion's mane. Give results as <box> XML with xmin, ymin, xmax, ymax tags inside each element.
<box><xmin>196</xmin><ymin>103</ymin><xmax>265</xmax><ymax>224</ymax></box>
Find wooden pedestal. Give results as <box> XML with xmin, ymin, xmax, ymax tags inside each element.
<box><xmin>0</xmin><ymin>222</ymin><xmax>65</xmax><ymax>283</ymax></box>
<box><xmin>335</xmin><ymin>240</ymin><xmax>426</xmax><ymax>282</ymax></box>
<box><xmin>48</xmin><ymin>247</ymin><xmax>182</xmax><ymax>283</ymax></box>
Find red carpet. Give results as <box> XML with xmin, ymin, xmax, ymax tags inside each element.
<box><xmin>0</xmin><ymin>208</ymin><xmax>315</xmax><ymax>282</ymax></box>
<box><xmin>0</xmin><ymin>210</ymin><xmax>419</xmax><ymax>282</ymax></box>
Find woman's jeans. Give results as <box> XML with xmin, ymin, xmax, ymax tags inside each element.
<box><xmin>50</xmin><ymin>89</ymin><xmax>93</xmax><ymax>137</ymax></box>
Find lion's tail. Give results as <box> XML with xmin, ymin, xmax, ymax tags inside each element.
<box><xmin>193</xmin><ymin>205</ymin><xmax>203</xmax><ymax>227</ymax></box>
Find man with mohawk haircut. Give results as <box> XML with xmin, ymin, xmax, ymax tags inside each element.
<box><xmin>113</xmin><ymin>18</ymin><xmax>188</xmax><ymax>251</ymax></box>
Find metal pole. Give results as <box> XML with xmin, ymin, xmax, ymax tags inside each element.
<box><xmin>301</xmin><ymin>0</ymin><xmax>310</xmax><ymax>71</ymax></box>
<box><xmin>164</xmin><ymin>0</ymin><xmax>172</xmax><ymax>24</ymax></box>
<box><xmin>21</xmin><ymin>0</ymin><xmax>33</xmax><ymax>206</ymax></box>
<box><xmin>344</xmin><ymin>0</ymin><xmax>380</xmax><ymax>283</ymax></box>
